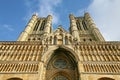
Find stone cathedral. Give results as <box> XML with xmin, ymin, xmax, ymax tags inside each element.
<box><xmin>0</xmin><ymin>13</ymin><xmax>120</xmax><ymax>80</ymax></box>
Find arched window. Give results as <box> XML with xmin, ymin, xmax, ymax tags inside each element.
<box><xmin>82</xmin><ymin>20</ymin><xmax>88</xmax><ymax>30</ymax></box>
<box><xmin>7</xmin><ymin>77</ymin><xmax>23</xmax><ymax>80</ymax></box>
<box><xmin>40</xmin><ymin>20</ymin><xmax>45</xmax><ymax>31</ymax></box>
<box><xmin>34</xmin><ymin>20</ymin><xmax>40</xmax><ymax>31</ymax></box>
<box><xmin>98</xmin><ymin>77</ymin><xmax>114</xmax><ymax>80</ymax></box>
<box><xmin>76</xmin><ymin>20</ymin><xmax>82</xmax><ymax>30</ymax></box>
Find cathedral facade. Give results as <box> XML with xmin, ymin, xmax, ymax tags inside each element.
<box><xmin>0</xmin><ymin>13</ymin><xmax>120</xmax><ymax>80</ymax></box>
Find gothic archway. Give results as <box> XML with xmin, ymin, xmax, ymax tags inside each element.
<box><xmin>98</xmin><ymin>77</ymin><xmax>115</xmax><ymax>80</ymax></box>
<box><xmin>45</xmin><ymin>48</ymin><xmax>79</xmax><ymax>80</ymax></box>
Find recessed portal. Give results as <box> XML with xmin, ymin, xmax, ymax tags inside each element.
<box><xmin>45</xmin><ymin>48</ymin><xmax>79</xmax><ymax>80</ymax></box>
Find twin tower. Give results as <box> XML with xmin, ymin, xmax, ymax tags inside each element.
<box><xmin>18</xmin><ymin>13</ymin><xmax>105</xmax><ymax>44</ymax></box>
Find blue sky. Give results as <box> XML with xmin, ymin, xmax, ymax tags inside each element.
<box><xmin>0</xmin><ymin>0</ymin><xmax>120</xmax><ymax>41</ymax></box>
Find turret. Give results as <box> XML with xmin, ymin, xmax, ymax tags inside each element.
<box><xmin>17</xmin><ymin>14</ymin><xmax>38</xmax><ymax>41</ymax></box>
<box><xmin>84</xmin><ymin>13</ymin><xmax>105</xmax><ymax>41</ymax></box>
<box><xmin>69</xmin><ymin>14</ymin><xmax>80</xmax><ymax>41</ymax></box>
<box><xmin>44</xmin><ymin>15</ymin><xmax>52</xmax><ymax>35</ymax></box>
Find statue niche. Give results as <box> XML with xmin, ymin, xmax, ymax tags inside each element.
<box><xmin>54</xmin><ymin>34</ymin><xmax>63</xmax><ymax>45</ymax></box>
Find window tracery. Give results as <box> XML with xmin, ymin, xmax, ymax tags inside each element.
<box><xmin>54</xmin><ymin>59</ymin><xmax>67</xmax><ymax>69</ymax></box>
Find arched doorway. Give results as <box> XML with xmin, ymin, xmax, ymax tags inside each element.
<box><xmin>7</xmin><ymin>77</ymin><xmax>23</xmax><ymax>80</ymax></box>
<box><xmin>45</xmin><ymin>48</ymin><xmax>79</xmax><ymax>80</ymax></box>
<box><xmin>98</xmin><ymin>77</ymin><xmax>115</xmax><ymax>80</ymax></box>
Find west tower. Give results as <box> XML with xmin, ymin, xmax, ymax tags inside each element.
<box><xmin>0</xmin><ymin>13</ymin><xmax>120</xmax><ymax>80</ymax></box>
<box><xmin>18</xmin><ymin>14</ymin><xmax>52</xmax><ymax>41</ymax></box>
<box><xmin>69</xmin><ymin>13</ymin><xmax>105</xmax><ymax>42</ymax></box>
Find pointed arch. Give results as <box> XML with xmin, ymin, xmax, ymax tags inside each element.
<box><xmin>40</xmin><ymin>20</ymin><xmax>46</xmax><ymax>31</ymax></box>
<box><xmin>82</xmin><ymin>20</ymin><xmax>88</xmax><ymax>30</ymax></box>
<box><xmin>33</xmin><ymin>20</ymin><xmax>40</xmax><ymax>31</ymax></box>
<box><xmin>41</xmin><ymin>45</ymin><xmax>80</xmax><ymax>80</ymax></box>
<box><xmin>76</xmin><ymin>20</ymin><xmax>82</xmax><ymax>30</ymax></box>
<box><xmin>50</xmin><ymin>71</ymin><xmax>71</xmax><ymax>80</ymax></box>
<box><xmin>41</xmin><ymin>45</ymin><xmax>79</xmax><ymax>64</ymax></box>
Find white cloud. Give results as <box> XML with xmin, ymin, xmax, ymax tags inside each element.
<box><xmin>88</xmin><ymin>0</ymin><xmax>120</xmax><ymax>41</ymax></box>
<box><xmin>0</xmin><ymin>24</ymin><xmax>14</xmax><ymax>31</ymax></box>
<box><xmin>24</xmin><ymin>0</ymin><xmax>62</xmax><ymax>25</ymax></box>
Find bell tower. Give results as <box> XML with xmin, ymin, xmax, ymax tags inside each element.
<box><xmin>17</xmin><ymin>14</ymin><xmax>52</xmax><ymax>41</ymax></box>
<box><xmin>69</xmin><ymin>13</ymin><xmax>105</xmax><ymax>42</ymax></box>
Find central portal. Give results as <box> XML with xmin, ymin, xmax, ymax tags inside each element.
<box><xmin>45</xmin><ymin>48</ymin><xmax>79</xmax><ymax>80</ymax></box>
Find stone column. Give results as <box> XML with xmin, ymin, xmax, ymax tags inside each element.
<box><xmin>44</xmin><ymin>15</ymin><xmax>52</xmax><ymax>35</ymax></box>
<box><xmin>84</xmin><ymin>13</ymin><xmax>105</xmax><ymax>41</ymax></box>
<box><xmin>69</xmin><ymin>14</ymin><xmax>80</xmax><ymax>41</ymax></box>
<box><xmin>17</xmin><ymin>14</ymin><xmax>38</xmax><ymax>41</ymax></box>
